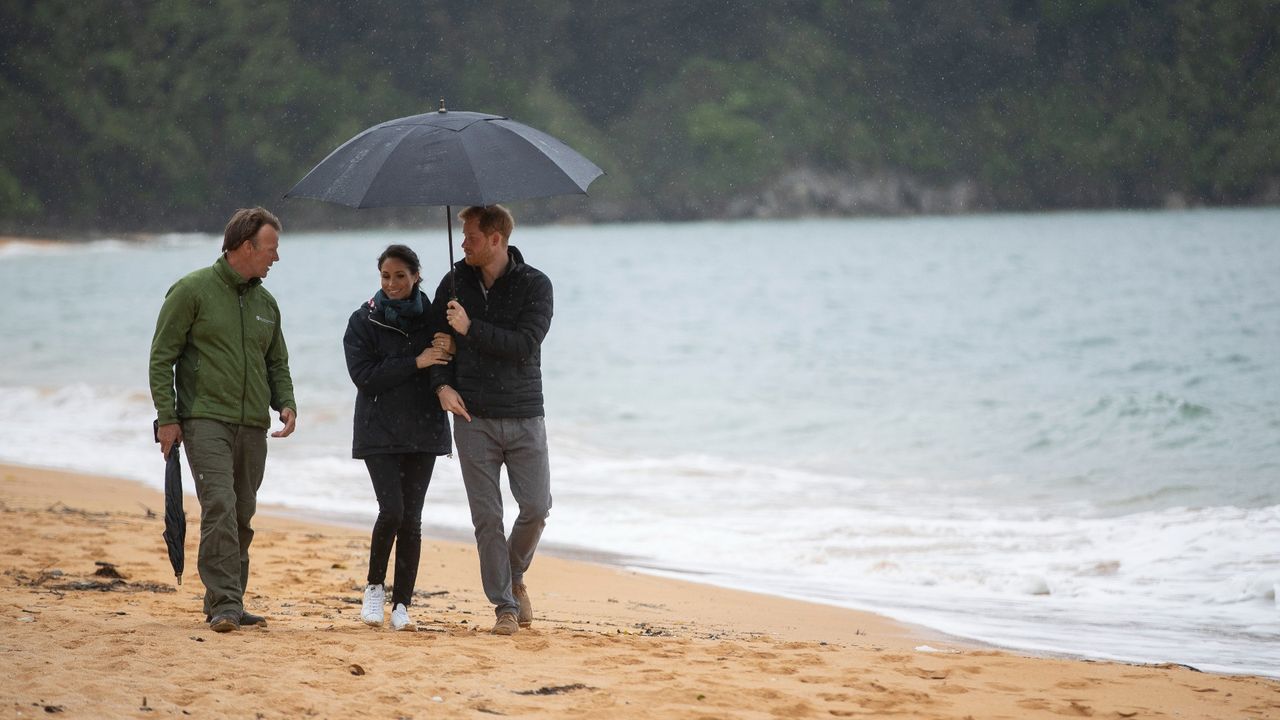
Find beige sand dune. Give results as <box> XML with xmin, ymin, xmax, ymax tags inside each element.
<box><xmin>2</xmin><ymin>464</ymin><xmax>1277</xmax><ymax>719</ymax></box>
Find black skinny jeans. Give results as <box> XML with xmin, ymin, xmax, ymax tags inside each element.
<box><xmin>364</xmin><ymin>453</ymin><xmax>436</xmax><ymax>607</ymax></box>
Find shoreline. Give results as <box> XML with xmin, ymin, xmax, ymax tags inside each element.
<box><xmin>24</xmin><ymin>459</ymin><xmax>983</xmax><ymax>655</ymax></box>
<box><xmin>4</xmin><ymin>205</ymin><xmax>1279</xmax><ymax>249</ymax></box>
<box><xmin>273</xmin><ymin>504</ymin><xmax>997</xmax><ymax>658</ymax></box>
<box><xmin>2</xmin><ymin>458</ymin><xmax>1270</xmax><ymax>676</ymax></box>
<box><xmin>2</xmin><ymin>459</ymin><xmax>940</xmax><ymax>648</ymax></box>
<box><xmin>3</xmin><ymin>462</ymin><xmax>1278</xmax><ymax>719</ymax></box>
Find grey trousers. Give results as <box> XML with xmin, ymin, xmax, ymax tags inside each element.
<box><xmin>182</xmin><ymin>418</ymin><xmax>267</xmax><ymax>617</ymax></box>
<box><xmin>454</xmin><ymin>416</ymin><xmax>552</xmax><ymax>617</ymax></box>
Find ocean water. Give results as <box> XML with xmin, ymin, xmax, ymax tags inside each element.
<box><xmin>1</xmin><ymin>209</ymin><xmax>1277</xmax><ymax>676</ymax></box>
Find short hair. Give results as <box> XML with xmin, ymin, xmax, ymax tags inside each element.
<box><xmin>377</xmin><ymin>244</ymin><xmax>421</xmax><ymax>276</ymax></box>
<box><xmin>222</xmin><ymin>207</ymin><xmax>282</xmax><ymax>253</ymax></box>
<box><xmin>459</xmin><ymin>204</ymin><xmax>514</xmax><ymax>242</ymax></box>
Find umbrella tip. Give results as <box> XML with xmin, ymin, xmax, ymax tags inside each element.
<box><xmin>438</xmin><ymin>98</ymin><xmax>447</xmax><ymax>113</ymax></box>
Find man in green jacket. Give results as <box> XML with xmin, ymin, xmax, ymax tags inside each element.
<box><xmin>149</xmin><ymin>206</ymin><xmax>297</xmax><ymax>633</ymax></box>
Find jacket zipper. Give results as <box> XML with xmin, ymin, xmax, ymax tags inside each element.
<box><xmin>239</xmin><ymin>290</ymin><xmax>248</xmax><ymax>425</ymax></box>
<box><xmin>369</xmin><ymin>312</ymin><xmax>409</xmax><ymax>409</ymax></box>
<box><xmin>476</xmin><ymin>275</ymin><xmax>490</xmax><ymax>412</ymax></box>
<box><xmin>368</xmin><ymin>315</ymin><xmax>409</xmax><ymax>337</ymax></box>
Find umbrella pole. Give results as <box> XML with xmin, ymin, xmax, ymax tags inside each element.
<box><xmin>446</xmin><ymin>204</ymin><xmax>457</xmax><ymax>299</ymax></box>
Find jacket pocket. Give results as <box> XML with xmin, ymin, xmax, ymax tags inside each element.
<box><xmin>249</xmin><ymin>307</ymin><xmax>278</xmax><ymax>351</ymax></box>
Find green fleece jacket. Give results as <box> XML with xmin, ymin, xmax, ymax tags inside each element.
<box><xmin>149</xmin><ymin>256</ymin><xmax>296</xmax><ymax>429</ymax></box>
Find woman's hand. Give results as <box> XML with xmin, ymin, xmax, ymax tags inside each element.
<box><xmin>432</xmin><ymin>332</ymin><xmax>456</xmax><ymax>355</ymax></box>
<box><xmin>415</xmin><ymin>345</ymin><xmax>452</xmax><ymax>369</ymax></box>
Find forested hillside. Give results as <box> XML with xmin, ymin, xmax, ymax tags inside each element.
<box><xmin>2</xmin><ymin>1</ymin><xmax>1277</xmax><ymax>232</ymax></box>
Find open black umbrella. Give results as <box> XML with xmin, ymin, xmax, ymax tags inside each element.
<box><xmin>284</xmin><ymin>102</ymin><xmax>604</xmax><ymax>293</ymax></box>
<box><xmin>154</xmin><ymin>421</ymin><xmax>185</xmax><ymax>586</ymax></box>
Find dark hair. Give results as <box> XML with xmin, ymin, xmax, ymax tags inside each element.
<box><xmin>222</xmin><ymin>207</ymin><xmax>282</xmax><ymax>253</ymax></box>
<box><xmin>378</xmin><ymin>244</ymin><xmax>421</xmax><ymax>277</ymax></box>
<box><xmin>459</xmin><ymin>204</ymin><xmax>514</xmax><ymax>241</ymax></box>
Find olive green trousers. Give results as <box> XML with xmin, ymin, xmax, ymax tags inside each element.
<box><xmin>182</xmin><ymin>418</ymin><xmax>267</xmax><ymax>617</ymax></box>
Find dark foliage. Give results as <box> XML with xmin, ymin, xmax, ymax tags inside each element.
<box><xmin>0</xmin><ymin>0</ymin><xmax>1276</xmax><ymax>232</ymax></box>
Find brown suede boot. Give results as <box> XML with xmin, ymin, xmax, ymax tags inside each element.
<box><xmin>513</xmin><ymin>582</ymin><xmax>533</xmax><ymax>627</ymax></box>
<box><xmin>492</xmin><ymin>611</ymin><xmax>519</xmax><ymax>635</ymax></box>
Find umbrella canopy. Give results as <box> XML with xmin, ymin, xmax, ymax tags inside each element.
<box><xmin>161</xmin><ymin>443</ymin><xmax>185</xmax><ymax>586</ymax></box>
<box><xmin>284</xmin><ymin>107</ymin><xmax>604</xmax><ymax>209</ymax></box>
<box><xmin>285</xmin><ymin>104</ymin><xmax>604</xmax><ymax>297</ymax></box>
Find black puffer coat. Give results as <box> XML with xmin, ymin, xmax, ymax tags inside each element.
<box><xmin>343</xmin><ymin>290</ymin><xmax>452</xmax><ymax>458</ymax></box>
<box><xmin>428</xmin><ymin>246</ymin><xmax>553</xmax><ymax>418</ymax></box>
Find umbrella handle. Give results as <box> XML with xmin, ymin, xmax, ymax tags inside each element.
<box><xmin>447</xmin><ymin>204</ymin><xmax>457</xmax><ymax>299</ymax></box>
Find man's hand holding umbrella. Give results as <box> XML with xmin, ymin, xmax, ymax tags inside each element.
<box><xmin>157</xmin><ymin>423</ymin><xmax>183</xmax><ymax>458</ymax></box>
<box><xmin>435</xmin><ymin>302</ymin><xmax>474</xmax><ymax>423</ymax></box>
<box><xmin>446</xmin><ymin>299</ymin><xmax>471</xmax><ymax>335</ymax></box>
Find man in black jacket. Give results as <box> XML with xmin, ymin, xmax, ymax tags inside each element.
<box><xmin>430</xmin><ymin>204</ymin><xmax>553</xmax><ymax>636</ymax></box>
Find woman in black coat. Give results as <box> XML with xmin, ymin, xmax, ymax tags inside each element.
<box><xmin>343</xmin><ymin>244</ymin><xmax>453</xmax><ymax>631</ymax></box>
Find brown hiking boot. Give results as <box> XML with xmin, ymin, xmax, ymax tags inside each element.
<box><xmin>513</xmin><ymin>582</ymin><xmax>533</xmax><ymax>627</ymax></box>
<box><xmin>491</xmin><ymin>611</ymin><xmax>519</xmax><ymax>636</ymax></box>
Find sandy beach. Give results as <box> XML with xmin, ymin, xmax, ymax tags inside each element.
<box><xmin>0</xmin><ymin>236</ymin><xmax>60</xmax><ymax>252</ymax></box>
<box><xmin>1</xmin><ymin>463</ymin><xmax>1276</xmax><ymax>719</ymax></box>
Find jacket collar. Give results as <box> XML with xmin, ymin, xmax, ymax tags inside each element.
<box><xmin>214</xmin><ymin>255</ymin><xmax>262</xmax><ymax>289</ymax></box>
<box><xmin>455</xmin><ymin>245</ymin><xmax>526</xmax><ymax>282</ymax></box>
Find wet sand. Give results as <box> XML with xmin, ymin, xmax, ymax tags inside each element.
<box><xmin>2</xmin><ymin>463</ymin><xmax>1277</xmax><ymax>718</ymax></box>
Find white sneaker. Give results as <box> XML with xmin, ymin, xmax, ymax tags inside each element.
<box><xmin>390</xmin><ymin>603</ymin><xmax>415</xmax><ymax>632</ymax></box>
<box><xmin>361</xmin><ymin>584</ymin><xmax>385</xmax><ymax>626</ymax></box>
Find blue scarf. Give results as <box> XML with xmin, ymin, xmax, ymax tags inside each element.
<box><xmin>372</xmin><ymin>288</ymin><xmax>423</xmax><ymax>331</ymax></box>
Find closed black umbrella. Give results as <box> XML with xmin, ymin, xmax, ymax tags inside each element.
<box><xmin>284</xmin><ymin>102</ymin><xmax>604</xmax><ymax>293</ymax></box>
<box><xmin>155</xmin><ymin>421</ymin><xmax>185</xmax><ymax>586</ymax></box>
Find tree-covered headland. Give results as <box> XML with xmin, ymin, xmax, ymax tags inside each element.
<box><xmin>2</xmin><ymin>0</ymin><xmax>1277</xmax><ymax>233</ymax></box>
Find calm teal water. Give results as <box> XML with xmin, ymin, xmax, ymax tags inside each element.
<box><xmin>1</xmin><ymin>208</ymin><xmax>1277</xmax><ymax>675</ymax></box>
